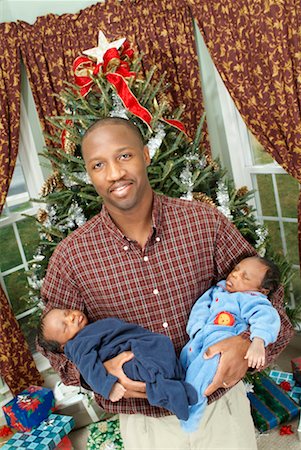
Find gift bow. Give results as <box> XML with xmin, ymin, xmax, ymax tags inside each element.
<box><xmin>279</xmin><ymin>381</ymin><xmax>291</xmax><ymax>391</ymax></box>
<box><xmin>279</xmin><ymin>425</ymin><xmax>294</xmax><ymax>435</ymax></box>
<box><xmin>73</xmin><ymin>42</ymin><xmax>186</xmax><ymax>134</ymax></box>
<box><xmin>17</xmin><ymin>394</ymin><xmax>31</xmax><ymax>404</ymax></box>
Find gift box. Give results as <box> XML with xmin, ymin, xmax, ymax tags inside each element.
<box><xmin>269</xmin><ymin>370</ymin><xmax>301</xmax><ymax>404</ymax></box>
<box><xmin>291</xmin><ymin>356</ymin><xmax>301</xmax><ymax>385</ymax></box>
<box><xmin>87</xmin><ymin>416</ymin><xmax>123</xmax><ymax>450</ymax></box>
<box><xmin>2</xmin><ymin>386</ymin><xmax>55</xmax><ymax>432</ymax></box>
<box><xmin>1</xmin><ymin>414</ymin><xmax>74</xmax><ymax>449</ymax></box>
<box><xmin>55</xmin><ymin>435</ymin><xmax>73</xmax><ymax>450</ymax></box>
<box><xmin>247</xmin><ymin>373</ymin><xmax>300</xmax><ymax>432</ymax></box>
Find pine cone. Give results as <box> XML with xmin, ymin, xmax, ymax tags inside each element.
<box><xmin>193</xmin><ymin>192</ymin><xmax>216</xmax><ymax>207</ymax></box>
<box><xmin>64</xmin><ymin>131</ymin><xmax>77</xmax><ymax>155</ymax></box>
<box><xmin>40</xmin><ymin>172</ymin><xmax>64</xmax><ymax>196</ymax></box>
<box><xmin>205</xmin><ymin>154</ymin><xmax>220</xmax><ymax>172</ymax></box>
<box><xmin>236</xmin><ymin>186</ymin><xmax>249</xmax><ymax>198</ymax></box>
<box><xmin>36</xmin><ymin>209</ymin><xmax>48</xmax><ymax>224</ymax></box>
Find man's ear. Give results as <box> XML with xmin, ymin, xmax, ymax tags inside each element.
<box><xmin>143</xmin><ymin>145</ymin><xmax>151</xmax><ymax>167</ymax></box>
<box><xmin>60</xmin><ymin>344</ymin><xmax>65</xmax><ymax>353</ymax></box>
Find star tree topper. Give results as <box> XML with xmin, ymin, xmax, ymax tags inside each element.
<box><xmin>83</xmin><ymin>31</ymin><xmax>126</xmax><ymax>64</ymax></box>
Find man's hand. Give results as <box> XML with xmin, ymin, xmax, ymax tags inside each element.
<box><xmin>103</xmin><ymin>351</ymin><xmax>147</xmax><ymax>399</ymax></box>
<box><xmin>203</xmin><ymin>335</ymin><xmax>250</xmax><ymax>396</ymax></box>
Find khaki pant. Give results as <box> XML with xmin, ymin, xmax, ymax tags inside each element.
<box><xmin>119</xmin><ymin>381</ymin><xmax>257</xmax><ymax>450</ymax></box>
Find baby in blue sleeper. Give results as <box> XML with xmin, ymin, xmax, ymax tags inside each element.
<box><xmin>180</xmin><ymin>255</ymin><xmax>281</xmax><ymax>432</ymax></box>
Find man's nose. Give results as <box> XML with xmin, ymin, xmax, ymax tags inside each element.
<box><xmin>107</xmin><ymin>162</ymin><xmax>125</xmax><ymax>181</ymax></box>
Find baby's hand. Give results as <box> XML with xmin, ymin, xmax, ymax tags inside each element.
<box><xmin>109</xmin><ymin>382</ymin><xmax>126</xmax><ymax>402</ymax></box>
<box><xmin>244</xmin><ymin>337</ymin><xmax>265</xmax><ymax>369</ymax></box>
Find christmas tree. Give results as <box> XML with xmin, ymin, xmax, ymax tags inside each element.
<box><xmin>26</xmin><ymin>31</ymin><xmax>294</xmax><ymax>323</ymax></box>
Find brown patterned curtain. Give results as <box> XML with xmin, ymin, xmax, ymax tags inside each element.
<box><xmin>0</xmin><ymin>22</ymin><xmax>43</xmax><ymax>395</ymax></box>
<box><xmin>189</xmin><ymin>0</ymin><xmax>301</xmax><ymax>261</ymax></box>
<box><xmin>17</xmin><ymin>0</ymin><xmax>204</xmax><ymax>141</ymax></box>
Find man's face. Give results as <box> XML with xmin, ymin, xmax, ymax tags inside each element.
<box><xmin>82</xmin><ymin>123</ymin><xmax>151</xmax><ymax>214</ymax></box>
<box><xmin>43</xmin><ymin>309</ymin><xmax>88</xmax><ymax>348</ymax></box>
<box><xmin>225</xmin><ymin>257</ymin><xmax>268</xmax><ymax>293</ymax></box>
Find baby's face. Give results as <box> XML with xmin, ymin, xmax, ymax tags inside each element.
<box><xmin>43</xmin><ymin>309</ymin><xmax>88</xmax><ymax>348</ymax></box>
<box><xmin>225</xmin><ymin>257</ymin><xmax>268</xmax><ymax>293</ymax></box>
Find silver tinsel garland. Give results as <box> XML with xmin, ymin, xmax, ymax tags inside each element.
<box><xmin>216</xmin><ymin>180</ymin><xmax>233</xmax><ymax>220</ymax></box>
<box><xmin>147</xmin><ymin>123</ymin><xmax>166</xmax><ymax>159</ymax></box>
<box><xmin>180</xmin><ymin>153</ymin><xmax>207</xmax><ymax>201</ymax></box>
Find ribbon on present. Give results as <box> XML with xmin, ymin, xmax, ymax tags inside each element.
<box><xmin>279</xmin><ymin>381</ymin><xmax>292</xmax><ymax>392</ymax></box>
<box><xmin>0</xmin><ymin>426</ymin><xmax>12</xmax><ymax>438</ymax></box>
<box><xmin>73</xmin><ymin>41</ymin><xmax>186</xmax><ymax>134</ymax></box>
<box><xmin>16</xmin><ymin>395</ymin><xmax>31</xmax><ymax>404</ymax></box>
<box><xmin>279</xmin><ymin>425</ymin><xmax>294</xmax><ymax>435</ymax></box>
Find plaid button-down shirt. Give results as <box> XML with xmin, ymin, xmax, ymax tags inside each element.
<box><xmin>40</xmin><ymin>193</ymin><xmax>293</xmax><ymax>416</ymax></box>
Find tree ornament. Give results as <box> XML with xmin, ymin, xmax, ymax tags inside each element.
<box><xmin>40</xmin><ymin>172</ymin><xmax>64</xmax><ymax>196</ymax></box>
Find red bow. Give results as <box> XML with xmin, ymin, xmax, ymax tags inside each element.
<box><xmin>73</xmin><ymin>41</ymin><xmax>186</xmax><ymax>134</ymax></box>
<box><xmin>279</xmin><ymin>381</ymin><xmax>291</xmax><ymax>391</ymax></box>
<box><xmin>0</xmin><ymin>425</ymin><xmax>12</xmax><ymax>437</ymax></box>
<box><xmin>279</xmin><ymin>425</ymin><xmax>294</xmax><ymax>435</ymax></box>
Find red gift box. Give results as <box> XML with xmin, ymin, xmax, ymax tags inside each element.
<box><xmin>291</xmin><ymin>357</ymin><xmax>301</xmax><ymax>385</ymax></box>
<box><xmin>55</xmin><ymin>435</ymin><xmax>73</xmax><ymax>449</ymax></box>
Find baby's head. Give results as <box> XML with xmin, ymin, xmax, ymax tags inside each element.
<box><xmin>225</xmin><ymin>256</ymin><xmax>280</xmax><ymax>295</ymax></box>
<box><xmin>37</xmin><ymin>308</ymin><xmax>88</xmax><ymax>353</ymax></box>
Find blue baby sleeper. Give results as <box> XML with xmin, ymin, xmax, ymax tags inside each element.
<box><xmin>180</xmin><ymin>281</ymin><xmax>281</xmax><ymax>432</ymax></box>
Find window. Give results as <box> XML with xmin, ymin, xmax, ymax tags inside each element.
<box><xmin>0</xmin><ymin>98</ymin><xmax>48</xmax><ymax>390</ymax></box>
<box><xmin>195</xmin><ymin>24</ymin><xmax>300</xmax><ymax>308</ymax></box>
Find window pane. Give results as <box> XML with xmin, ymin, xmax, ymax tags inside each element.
<box><xmin>276</xmin><ymin>174</ymin><xmax>299</xmax><ymax>218</ymax></box>
<box><xmin>4</xmin><ymin>269</ymin><xmax>29</xmax><ymax>316</ymax></box>
<box><xmin>6</xmin><ymin>159</ymin><xmax>32</xmax><ymax>213</ymax></box>
<box><xmin>0</xmin><ymin>225</ymin><xmax>22</xmax><ymax>272</ymax></box>
<box><xmin>257</xmin><ymin>174</ymin><xmax>277</xmax><ymax>216</ymax></box>
<box><xmin>18</xmin><ymin>314</ymin><xmax>38</xmax><ymax>354</ymax></box>
<box><xmin>17</xmin><ymin>218</ymin><xmax>40</xmax><ymax>261</ymax></box>
<box><xmin>264</xmin><ymin>221</ymin><xmax>283</xmax><ymax>256</ymax></box>
<box><xmin>284</xmin><ymin>222</ymin><xmax>299</xmax><ymax>265</ymax></box>
<box><xmin>249</xmin><ymin>133</ymin><xmax>274</xmax><ymax>165</ymax></box>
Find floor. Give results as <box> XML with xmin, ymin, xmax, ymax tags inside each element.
<box><xmin>68</xmin><ymin>333</ymin><xmax>301</xmax><ymax>449</ymax></box>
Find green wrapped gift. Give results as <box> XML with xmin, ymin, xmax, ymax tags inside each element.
<box><xmin>87</xmin><ymin>415</ymin><xmax>124</xmax><ymax>450</ymax></box>
<box><xmin>247</xmin><ymin>373</ymin><xmax>300</xmax><ymax>432</ymax></box>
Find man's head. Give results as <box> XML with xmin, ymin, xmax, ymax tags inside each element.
<box><xmin>225</xmin><ymin>256</ymin><xmax>280</xmax><ymax>295</ymax></box>
<box><xmin>82</xmin><ymin>118</ymin><xmax>152</xmax><ymax>215</ymax></box>
<box><xmin>37</xmin><ymin>308</ymin><xmax>88</xmax><ymax>353</ymax></box>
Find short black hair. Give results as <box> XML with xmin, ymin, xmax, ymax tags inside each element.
<box><xmin>36</xmin><ymin>312</ymin><xmax>62</xmax><ymax>353</ymax></box>
<box><xmin>81</xmin><ymin>117</ymin><xmax>144</xmax><ymax>149</ymax></box>
<box><xmin>258</xmin><ymin>256</ymin><xmax>280</xmax><ymax>294</ymax></box>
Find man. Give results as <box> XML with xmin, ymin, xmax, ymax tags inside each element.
<box><xmin>40</xmin><ymin>117</ymin><xmax>293</xmax><ymax>449</ymax></box>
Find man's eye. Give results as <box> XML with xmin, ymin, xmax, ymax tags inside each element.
<box><xmin>120</xmin><ymin>153</ymin><xmax>131</xmax><ymax>160</ymax></box>
<box><xmin>93</xmin><ymin>162</ymin><xmax>103</xmax><ymax>169</ymax></box>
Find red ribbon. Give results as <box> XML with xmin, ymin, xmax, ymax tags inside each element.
<box><xmin>0</xmin><ymin>426</ymin><xmax>12</xmax><ymax>437</ymax></box>
<box><xmin>279</xmin><ymin>381</ymin><xmax>291</xmax><ymax>391</ymax></box>
<box><xmin>73</xmin><ymin>41</ymin><xmax>186</xmax><ymax>134</ymax></box>
<box><xmin>279</xmin><ymin>425</ymin><xmax>294</xmax><ymax>435</ymax></box>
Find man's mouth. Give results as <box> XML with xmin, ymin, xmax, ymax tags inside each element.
<box><xmin>110</xmin><ymin>181</ymin><xmax>133</xmax><ymax>195</ymax></box>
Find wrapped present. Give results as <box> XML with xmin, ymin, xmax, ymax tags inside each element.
<box><xmin>55</xmin><ymin>435</ymin><xmax>73</xmax><ymax>450</ymax></box>
<box><xmin>247</xmin><ymin>373</ymin><xmax>300</xmax><ymax>432</ymax></box>
<box><xmin>291</xmin><ymin>356</ymin><xmax>301</xmax><ymax>385</ymax></box>
<box><xmin>1</xmin><ymin>414</ymin><xmax>74</xmax><ymax>449</ymax></box>
<box><xmin>87</xmin><ymin>415</ymin><xmax>123</xmax><ymax>450</ymax></box>
<box><xmin>269</xmin><ymin>370</ymin><xmax>301</xmax><ymax>404</ymax></box>
<box><xmin>2</xmin><ymin>386</ymin><xmax>55</xmax><ymax>432</ymax></box>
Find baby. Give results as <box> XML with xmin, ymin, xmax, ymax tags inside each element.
<box><xmin>37</xmin><ymin>311</ymin><xmax>197</xmax><ymax>420</ymax></box>
<box><xmin>180</xmin><ymin>255</ymin><xmax>281</xmax><ymax>432</ymax></box>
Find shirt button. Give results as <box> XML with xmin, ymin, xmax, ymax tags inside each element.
<box><xmin>163</xmin><ymin>322</ymin><xmax>168</xmax><ymax>328</ymax></box>
<box><xmin>153</xmin><ymin>289</ymin><xmax>159</xmax><ymax>295</ymax></box>
<box><xmin>155</xmin><ymin>237</ymin><xmax>161</xmax><ymax>242</ymax></box>
<box><xmin>143</xmin><ymin>256</ymin><xmax>149</xmax><ymax>262</ymax></box>
<box><xmin>123</xmin><ymin>245</ymin><xmax>129</xmax><ymax>251</ymax></box>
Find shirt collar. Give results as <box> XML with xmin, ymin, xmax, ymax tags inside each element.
<box><xmin>100</xmin><ymin>192</ymin><xmax>163</xmax><ymax>242</ymax></box>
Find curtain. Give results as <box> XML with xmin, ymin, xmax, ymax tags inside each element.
<box><xmin>17</xmin><ymin>0</ymin><xmax>205</xmax><ymax>141</ymax></box>
<box><xmin>0</xmin><ymin>22</ymin><xmax>43</xmax><ymax>395</ymax></box>
<box><xmin>189</xmin><ymin>0</ymin><xmax>301</xmax><ymax>261</ymax></box>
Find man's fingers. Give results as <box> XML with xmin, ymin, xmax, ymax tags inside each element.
<box><xmin>122</xmin><ymin>377</ymin><xmax>146</xmax><ymax>393</ymax></box>
<box><xmin>124</xmin><ymin>389</ymin><xmax>147</xmax><ymax>399</ymax></box>
<box><xmin>204</xmin><ymin>346</ymin><xmax>220</xmax><ymax>360</ymax></box>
